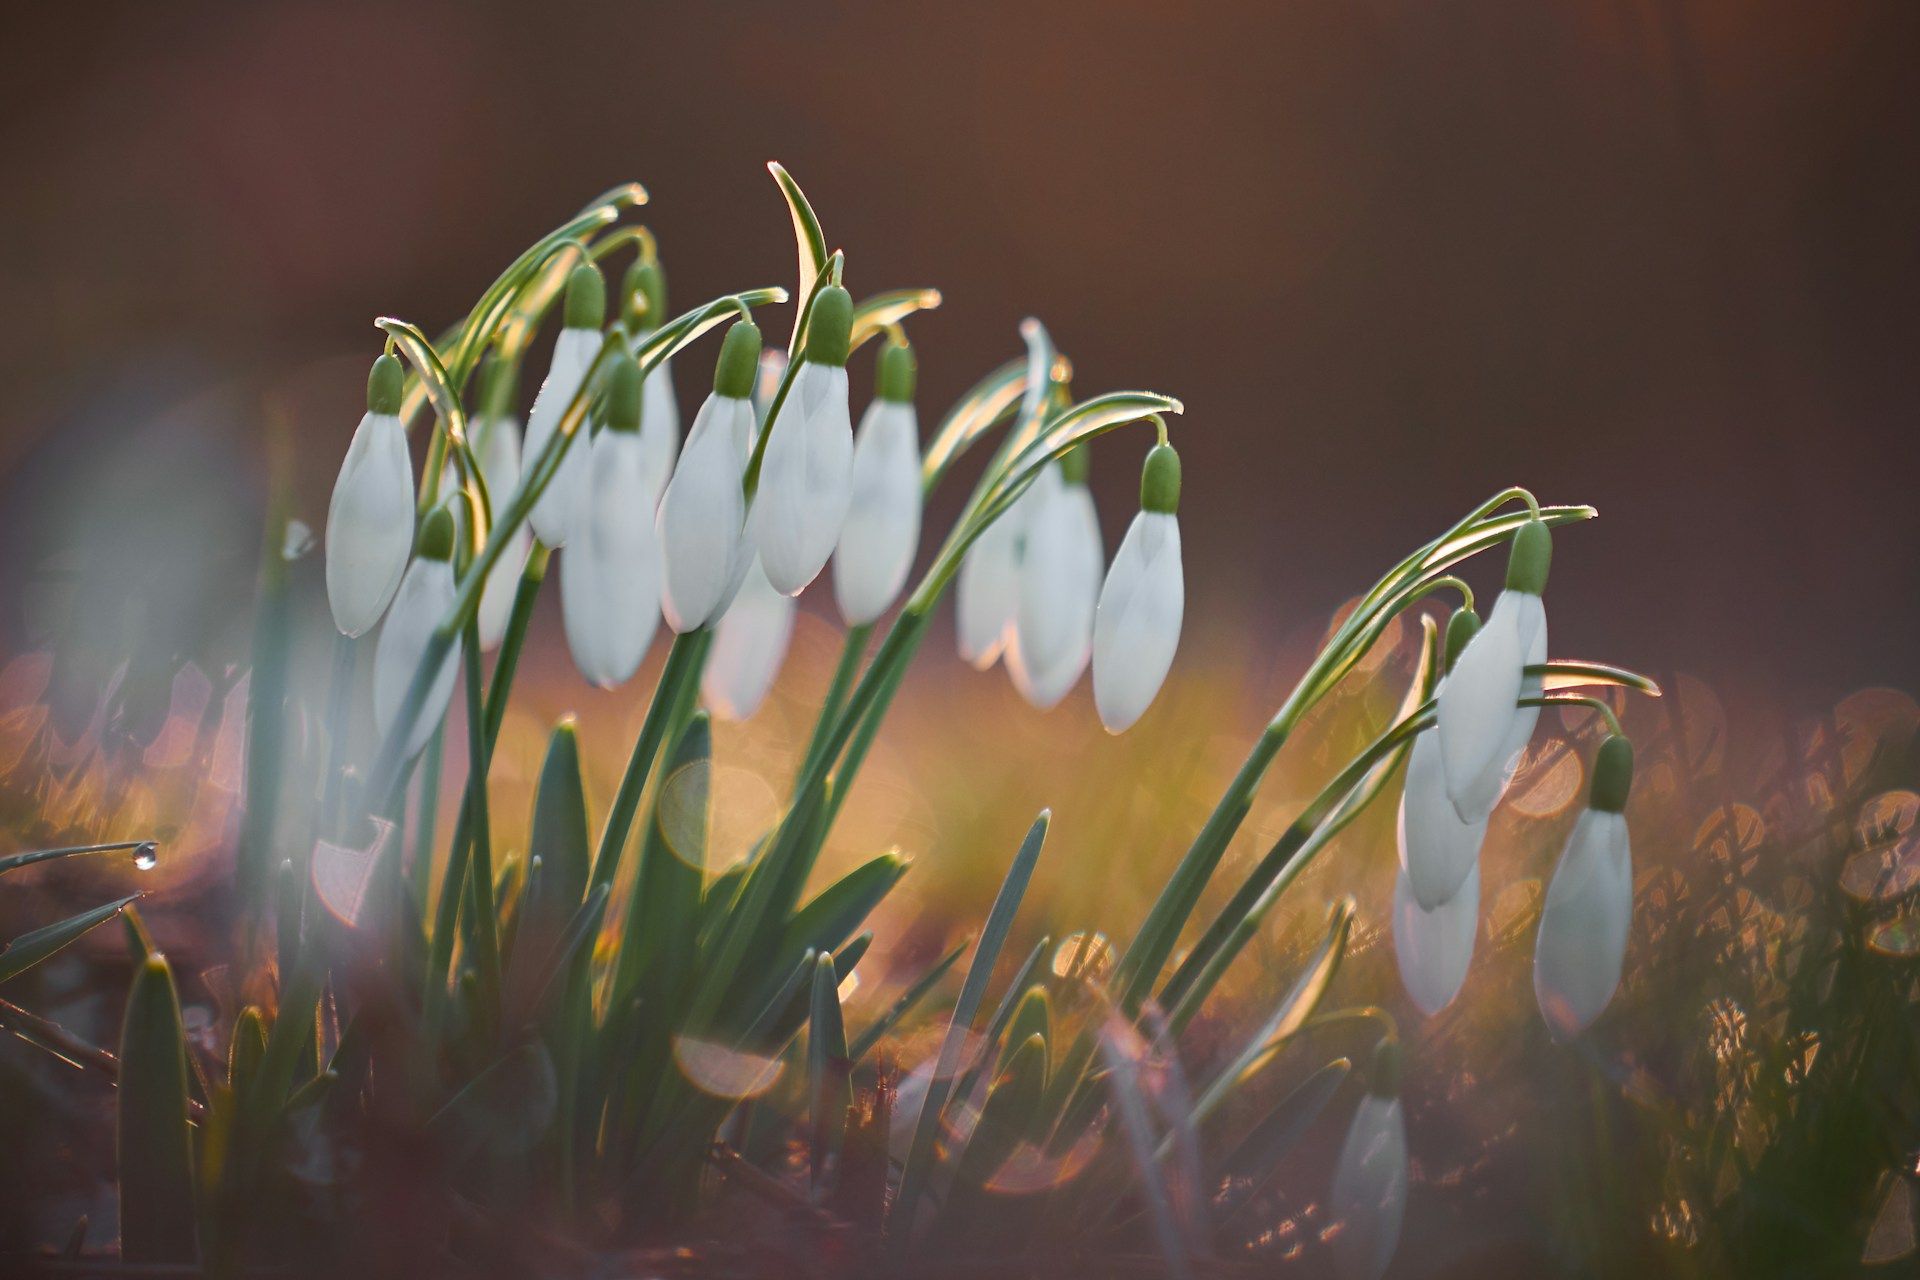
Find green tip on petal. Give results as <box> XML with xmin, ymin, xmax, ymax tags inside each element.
<box><xmin>876</xmin><ymin>339</ymin><xmax>916</xmax><ymax>404</ymax></box>
<box><xmin>1059</xmin><ymin>442</ymin><xmax>1090</xmax><ymax>486</ymax></box>
<box><xmin>416</xmin><ymin>505</ymin><xmax>455</xmax><ymax>562</ymax></box>
<box><xmin>1589</xmin><ymin>734</ymin><xmax>1634</xmax><ymax>814</ymax></box>
<box><xmin>1443</xmin><ymin>607</ymin><xmax>1482</xmax><ymax>674</ymax></box>
<box><xmin>623</xmin><ymin>259</ymin><xmax>667</xmax><ymax>329</ymax></box>
<box><xmin>804</xmin><ymin>285</ymin><xmax>853</xmax><ymax>367</ymax></box>
<box><xmin>605</xmin><ymin>354</ymin><xmax>643</xmax><ymax>432</ymax></box>
<box><xmin>714</xmin><ymin>320</ymin><xmax>763</xmax><ymax>398</ymax></box>
<box><xmin>1368</xmin><ymin>1038</ymin><xmax>1403</xmax><ymax>1097</ymax></box>
<box><xmin>367</xmin><ymin>354</ymin><xmax>404</xmax><ymax>416</ymax></box>
<box><xmin>565</xmin><ymin>263</ymin><xmax>608</xmax><ymax>331</ymax></box>
<box><xmin>1140</xmin><ymin>442</ymin><xmax>1181</xmax><ymax>514</ymax></box>
<box><xmin>1505</xmin><ymin>517</ymin><xmax>1552</xmax><ymax>594</ymax></box>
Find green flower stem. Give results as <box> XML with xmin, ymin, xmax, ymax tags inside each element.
<box><xmin>412</xmin><ymin>724</ymin><xmax>446</xmax><ymax>913</ymax></box>
<box><xmin>316</xmin><ymin>632</ymin><xmax>357</xmax><ymax>842</ymax></box>
<box><xmin>0</xmin><ymin>840</ymin><xmax>156</xmax><ymax>878</ymax></box>
<box><xmin>379</xmin><ymin>318</ymin><xmax>483</xmax><ymax>519</ymax></box>
<box><xmin>457</xmin><ymin>612</ymin><xmax>502</xmax><ymax>1032</ymax></box>
<box><xmin>794</xmin><ymin>623</ymin><xmax>870</xmax><ymax>797</ymax></box>
<box><xmin>485</xmin><ymin>543</ymin><xmax>551</xmax><ymax>743</ymax></box>
<box><xmin>587</xmin><ymin>629</ymin><xmax>713</xmax><ymax>897</ymax></box>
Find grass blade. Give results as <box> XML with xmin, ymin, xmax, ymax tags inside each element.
<box><xmin>892</xmin><ymin>811</ymin><xmax>1050</xmax><ymax>1246</ymax></box>
<box><xmin>117</xmin><ymin>955</ymin><xmax>198</xmax><ymax>1264</ymax></box>
<box><xmin>0</xmin><ymin>895</ymin><xmax>139</xmax><ymax>985</ymax></box>
<box><xmin>848</xmin><ymin>938</ymin><xmax>969</xmax><ymax>1064</ymax></box>
<box><xmin>808</xmin><ymin>954</ymin><xmax>851</xmax><ymax>1196</ymax></box>
<box><xmin>1211</xmin><ymin>1057</ymin><xmax>1352</xmax><ymax>1226</ymax></box>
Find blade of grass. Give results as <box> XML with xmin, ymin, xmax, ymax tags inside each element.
<box><xmin>117</xmin><ymin>955</ymin><xmax>198</xmax><ymax>1265</ymax></box>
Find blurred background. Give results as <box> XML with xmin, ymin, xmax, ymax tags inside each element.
<box><xmin>2</xmin><ymin>1</ymin><xmax>1918</xmax><ymax>1274</ymax></box>
<box><xmin>2</xmin><ymin>0</ymin><xmax>1917</xmax><ymax>702</ymax></box>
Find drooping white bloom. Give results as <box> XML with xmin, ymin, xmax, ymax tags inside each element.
<box><xmin>702</xmin><ymin>557</ymin><xmax>796</xmax><ymax>721</ymax></box>
<box><xmin>325</xmin><ymin>355</ymin><xmax>414</xmax><ymax>638</ymax></box>
<box><xmin>955</xmin><ymin>492</ymin><xmax>1028</xmax><ymax>669</ymax></box>
<box><xmin>1091</xmin><ymin>444</ymin><xmax>1184</xmax><ymax>733</ymax></box>
<box><xmin>1436</xmin><ymin>520</ymin><xmax>1551</xmax><ymax>821</ymax></box>
<box><xmin>751</xmin><ymin>359</ymin><xmax>853</xmax><ymax>595</ymax></box>
<box><xmin>1007</xmin><ymin>464</ymin><xmax>1102</xmax><ymax>708</ymax></box>
<box><xmin>1393</xmin><ymin>860</ymin><xmax>1479</xmax><ymax>1016</ymax></box>
<box><xmin>636</xmin><ymin>339</ymin><xmax>680</xmax><ymax>508</ymax></box>
<box><xmin>1535</xmin><ymin>805</ymin><xmax>1633</xmax><ymax>1039</ymax></box>
<box><xmin>560</xmin><ymin>358</ymin><xmax>660</xmax><ymax>688</ymax></box>
<box><xmin>1397</xmin><ymin>726</ymin><xmax>1490</xmax><ymax>910</ymax></box>
<box><xmin>750</xmin><ymin>285</ymin><xmax>854</xmax><ymax>595</ymax></box>
<box><xmin>659</xmin><ymin>321</ymin><xmax>762</xmax><ymax>633</ymax></box>
<box><xmin>470</xmin><ymin>413</ymin><xmax>529</xmax><ymax>651</ymax></box>
<box><xmin>371</xmin><ymin>512</ymin><xmax>461</xmax><ymax>764</ymax></box>
<box><xmin>522</xmin><ymin>265</ymin><xmax>609</xmax><ymax>548</ymax></box>
<box><xmin>1327</xmin><ymin>1087</ymin><xmax>1408</xmax><ymax>1280</ymax></box>
<box><xmin>833</xmin><ymin>345</ymin><xmax>922</xmax><ymax>626</ymax></box>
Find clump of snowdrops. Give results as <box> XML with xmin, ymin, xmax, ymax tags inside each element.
<box><xmin>0</xmin><ymin>166</ymin><xmax>1660</xmax><ymax>1277</ymax></box>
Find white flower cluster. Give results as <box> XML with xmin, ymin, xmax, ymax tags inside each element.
<box><xmin>1393</xmin><ymin>519</ymin><xmax>1634</xmax><ymax>1041</ymax></box>
<box><xmin>323</xmin><ymin>261</ymin><xmax>1188</xmax><ymax>753</ymax></box>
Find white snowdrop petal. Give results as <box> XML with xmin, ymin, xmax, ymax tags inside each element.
<box><xmin>1534</xmin><ymin>809</ymin><xmax>1632</xmax><ymax>1038</ymax></box>
<box><xmin>750</xmin><ymin>362</ymin><xmax>853</xmax><ymax>595</ymax></box>
<box><xmin>1328</xmin><ymin>1093</ymin><xmax>1408</xmax><ymax>1280</ymax></box>
<box><xmin>472</xmin><ymin>415</ymin><xmax>528</xmax><ymax>651</ymax></box>
<box><xmin>1436</xmin><ymin>589</ymin><xmax>1537</xmax><ymax>820</ymax></box>
<box><xmin>637</xmin><ymin>346</ymin><xmax>680</xmax><ymax>508</ymax></box>
<box><xmin>1092</xmin><ymin>511</ymin><xmax>1184</xmax><ymax>733</ymax></box>
<box><xmin>1008</xmin><ymin>477</ymin><xmax>1101</xmax><ymax>709</ymax></box>
<box><xmin>833</xmin><ymin>401</ymin><xmax>923</xmax><ymax>625</ymax></box>
<box><xmin>955</xmin><ymin>516</ymin><xmax>1020</xmax><ymax>668</ymax></box>
<box><xmin>702</xmin><ymin>558</ymin><xmax>796</xmax><ymax>720</ymax></box>
<box><xmin>522</xmin><ymin>327</ymin><xmax>601</xmax><ymax>547</ymax></box>
<box><xmin>1393</xmin><ymin>861</ymin><xmax>1479</xmax><ymax>1016</ymax></box>
<box><xmin>325</xmin><ymin>411</ymin><xmax>415</xmax><ymax>637</ymax></box>
<box><xmin>1397</xmin><ymin>727</ymin><xmax>1491</xmax><ymax>910</ymax></box>
<box><xmin>658</xmin><ymin>393</ymin><xmax>752</xmax><ymax>632</ymax></box>
<box><xmin>371</xmin><ymin>558</ymin><xmax>461</xmax><ymax>762</ymax></box>
<box><xmin>561</xmin><ymin>432</ymin><xmax>661</xmax><ymax>687</ymax></box>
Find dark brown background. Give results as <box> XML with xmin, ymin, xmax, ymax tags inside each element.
<box><xmin>3</xmin><ymin>0</ymin><xmax>1916</xmax><ymax>705</ymax></box>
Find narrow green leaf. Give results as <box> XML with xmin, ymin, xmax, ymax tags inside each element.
<box><xmin>0</xmin><ymin>839</ymin><xmax>156</xmax><ymax>879</ymax></box>
<box><xmin>808</xmin><ymin>954</ymin><xmax>851</xmax><ymax>1195</ymax></box>
<box><xmin>996</xmin><ymin>986</ymin><xmax>1051</xmax><ymax>1079</ymax></box>
<box><xmin>117</xmin><ymin>955</ymin><xmax>198</xmax><ymax>1264</ymax></box>
<box><xmin>919</xmin><ymin>357</ymin><xmax>1027</xmax><ymax>494</ymax></box>
<box><xmin>772</xmin><ymin>851</ymin><xmax>907</xmax><ymax>982</ymax></box>
<box><xmin>849</xmin><ymin>288</ymin><xmax>943</xmax><ymax>354</ymax></box>
<box><xmin>892</xmin><ymin>812</ymin><xmax>1050</xmax><ymax>1244</ymax></box>
<box><xmin>833</xmin><ymin>931</ymin><xmax>873</xmax><ymax>979</ymax></box>
<box><xmin>951</xmin><ymin>1032</ymin><xmax>1047</xmax><ymax>1194</ymax></box>
<box><xmin>769</xmin><ymin>161</ymin><xmax>829</xmax><ymax>340</ymax></box>
<box><xmin>1211</xmin><ymin>1057</ymin><xmax>1352</xmax><ymax>1225</ymax></box>
<box><xmin>0</xmin><ymin>894</ymin><xmax>138</xmax><ymax>985</ymax></box>
<box><xmin>227</xmin><ymin>1007</ymin><xmax>267</xmax><ymax>1095</ymax></box>
<box><xmin>530</xmin><ymin>719</ymin><xmax>591</xmax><ymax>911</ymax></box>
<box><xmin>847</xmin><ymin>938</ymin><xmax>968</xmax><ymax>1064</ymax></box>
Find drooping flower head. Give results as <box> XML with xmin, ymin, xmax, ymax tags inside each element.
<box><xmin>1535</xmin><ymin>733</ymin><xmax>1635</xmax><ymax>1039</ymax></box>
<box><xmin>1091</xmin><ymin>440</ymin><xmax>1184</xmax><ymax>733</ymax></box>
<box><xmin>1436</xmin><ymin>517</ymin><xmax>1550</xmax><ymax>820</ymax></box>
<box><xmin>750</xmin><ymin>284</ymin><xmax>854</xmax><ymax>595</ymax></box>
<box><xmin>469</xmin><ymin>356</ymin><xmax>529</xmax><ymax>651</ymax></box>
<box><xmin>833</xmin><ymin>338</ymin><xmax>923</xmax><ymax>626</ymax></box>
<box><xmin>659</xmin><ymin>319</ymin><xmax>762</xmax><ymax>633</ymax></box>
<box><xmin>560</xmin><ymin>352</ymin><xmax>661</xmax><ymax>688</ymax></box>
<box><xmin>1328</xmin><ymin>1040</ymin><xmax>1409</xmax><ymax>1280</ymax></box>
<box><xmin>1398</xmin><ymin>608</ymin><xmax>1490</xmax><ymax>909</ymax></box>
<box><xmin>371</xmin><ymin>502</ymin><xmax>462</xmax><ymax>762</ymax></box>
<box><xmin>1393</xmin><ymin>860</ymin><xmax>1479</xmax><ymax>1017</ymax></box>
<box><xmin>522</xmin><ymin>262</ymin><xmax>607</xmax><ymax>548</ymax></box>
<box><xmin>1007</xmin><ymin>445</ymin><xmax>1101</xmax><ymax>709</ymax></box>
<box><xmin>325</xmin><ymin>353</ymin><xmax>414</xmax><ymax>637</ymax></box>
<box><xmin>703</xmin><ymin>555</ymin><xmax>796</xmax><ymax>721</ymax></box>
<box><xmin>620</xmin><ymin>257</ymin><xmax>680</xmax><ymax>507</ymax></box>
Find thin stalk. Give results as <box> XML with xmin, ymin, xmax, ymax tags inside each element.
<box><xmin>794</xmin><ymin>623</ymin><xmax>870</xmax><ymax>797</ymax></box>
<box><xmin>458</xmin><ymin>617</ymin><xmax>502</xmax><ymax>1028</ymax></box>
<box><xmin>587</xmin><ymin>629</ymin><xmax>713</xmax><ymax>895</ymax></box>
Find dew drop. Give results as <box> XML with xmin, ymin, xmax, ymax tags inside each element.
<box><xmin>132</xmin><ymin>841</ymin><xmax>159</xmax><ymax>871</ymax></box>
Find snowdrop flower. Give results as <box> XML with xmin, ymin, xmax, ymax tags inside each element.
<box><xmin>1327</xmin><ymin>1042</ymin><xmax>1408</xmax><ymax>1280</ymax></box>
<box><xmin>1398</xmin><ymin>610</ymin><xmax>1491</xmax><ymax>909</ymax></box>
<box><xmin>1007</xmin><ymin>448</ymin><xmax>1101</xmax><ymax>708</ymax></box>
<box><xmin>702</xmin><ymin>556</ymin><xmax>796</xmax><ymax>721</ymax></box>
<box><xmin>954</xmin><ymin>491</ymin><xmax>1026</xmax><ymax>669</ymax></box>
<box><xmin>522</xmin><ymin>263</ymin><xmax>607</xmax><ymax>548</ymax></box>
<box><xmin>658</xmin><ymin>320</ymin><xmax>761</xmax><ymax>632</ymax></box>
<box><xmin>621</xmin><ymin>259</ymin><xmax>681</xmax><ymax>506</ymax></box>
<box><xmin>1535</xmin><ymin>734</ymin><xmax>1635</xmax><ymax>1039</ymax></box>
<box><xmin>1091</xmin><ymin>442</ymin><xmax>1184</xmax><ymax>733</ymax></box>
<box><xmin>371</xmin><ymin>505</ymin><xmax>461</xmax><ymax>762</ymax></box>
<box><xmin>750</xmin><ymin>285</ymin><xmax>853</xmax><ymax>595</ymax></box>
<box><xmin>560</xmin><ymin>353</ymin><xmax>660</xmax><ymax>688</ymax></box>
<box><xmin>1436</xmin><ymin>518</ymin><xmax>1550</xmax><ymax>821</ymax></box>
<box><xmin>1393</xmin><ymin>860</ymin><xmax>1479</xmax><ymax>1017</ymax></box>
<box><xmin>833</xmin><ymin>339</ymin><xmax>923</xmax><ymax>626</ymax></box>
<box><xmin>325</xmin><ymin>354</ymin><xmax>414</xmax><ymax>637</ymax></box>
<box><xmin>468</xmin><ymin>359</ymin><xmax>529</xmax><ymax>651</ymax></box>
